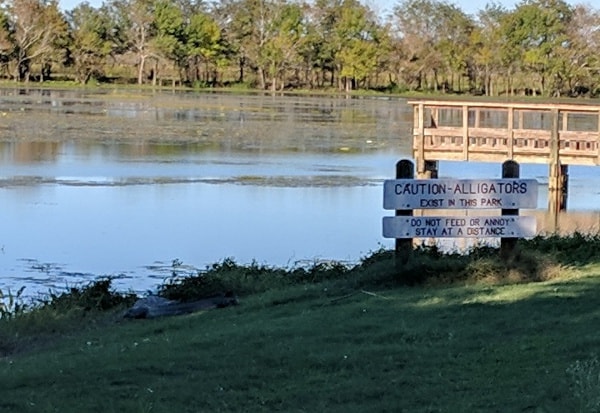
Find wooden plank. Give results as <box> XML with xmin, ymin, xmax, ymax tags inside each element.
<box><xmin>383</xmin><ymin>178</ymin><xmax>538</xmax><ymax>210</ymax></box>
<box><xmin>383</xmin><ymin>215</ymin><xmax>536</xmax><ymax>238</ymax></box>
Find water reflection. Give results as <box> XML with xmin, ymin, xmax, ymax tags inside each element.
<box><xmin>0</xmin><ymin>180</ymin><xmax>389</xmax><ymax>295</ymax></box>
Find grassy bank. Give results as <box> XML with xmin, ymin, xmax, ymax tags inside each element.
<box><xmin>1</xmin><ymin>234</ymin><xmax>600</xmax><ymax>412</ymax></box>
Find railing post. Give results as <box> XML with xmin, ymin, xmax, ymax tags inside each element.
<box><xmin>597</xmin><ymin>110</ymin><xmax>600</xmax><ymax>166</ymax></box>
<box><xmin>462</xmin><ymin>105</ymin><xmax>469</xmax><ymax>160</ymax></box>
<box><xmin>507</xmin><ymin>107</ymin><xmax>514</xmax><ymax>159</ymax></box>
<box><xmin>415</xmin><ymin>103</ymin><xmax>426</xmax><ymax>177</ymax></box>
<box><xmin>548</xmin><ymin>108</ymin><xmax>567</xmax><ymax>215</ymax></box>
<box><xmin>431</xmin><ymin>107</ymin><xmax>438</xmax><ymax>127</ymax></box>
<box><xmin>423</xmin><ymin>160</ymin><xmax>438</xmax><ymax>179</ymax></box>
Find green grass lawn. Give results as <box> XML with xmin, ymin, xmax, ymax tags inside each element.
<box><xmin>1</xmin><ymin>238</ymin><xmax>600</xmax><ymax>412</ymax></box>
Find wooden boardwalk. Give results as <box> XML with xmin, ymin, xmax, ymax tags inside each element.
<box><xmin>408</xmin><ymin>100</ymin><xmax>600</xmax><ymax>212</ymax></box>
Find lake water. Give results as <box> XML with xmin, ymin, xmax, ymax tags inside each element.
<box><xmin>0</xmin><ymin>89</ymin><xmax>598</xmax><ymax>297</ymax></box>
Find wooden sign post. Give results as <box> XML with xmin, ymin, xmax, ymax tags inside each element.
<box><xmin>394</xmin><ymin>160</ymin><xmax>414</xmax><ymax>264</ymax></box>
<box><xmin>501</xmin><ymin>160</ymin><xmax>520</xmax><ymax>259</ymax></box>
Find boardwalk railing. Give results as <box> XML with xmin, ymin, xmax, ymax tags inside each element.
<box><xmin>408</xmin><ymin>100</ymin><xmax>600</xmax><ymax>213</ymax></box>
<box><xmin>409</xmin><ymin>100</ymin><xmax>600</xmax><ymax>166</ymax></box>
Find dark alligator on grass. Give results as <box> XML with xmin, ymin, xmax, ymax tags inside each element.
<box><xmin>124</xmin><ymin>292</ymin><xmax>238</xmax><ymax>319</ymax></box>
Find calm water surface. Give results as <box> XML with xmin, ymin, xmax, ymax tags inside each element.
<box><xmin>0</xmin><ymin>89</ymin><xmax>597</xmax><ymax>296</ymax></box>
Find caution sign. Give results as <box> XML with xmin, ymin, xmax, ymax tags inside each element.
<box><xmin>383</xmin><ymin>179</ymin><xmax>538</xmax><ymax>210</ymax></box>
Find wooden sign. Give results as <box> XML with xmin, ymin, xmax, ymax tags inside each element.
<box><xmin>383</xmin><ymin>215</ymin><xmax>537</xmax><ymax>239</ymax></box>
<box><xmin>383</xmin><ymin>179</ymin><xmax>538</xmax><ymax>210</ymax></box>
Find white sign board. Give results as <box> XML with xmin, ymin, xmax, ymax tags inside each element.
<box><xmin>383</xmin><ymin>179</ymin><xmax>538</xmax><ymax>210</ymax></box>
<box><xmin>383</xmin><ymin>215</ymin><xmax>537</xmax><ymax>238</ymax></box>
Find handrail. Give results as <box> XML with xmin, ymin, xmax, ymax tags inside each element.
<box><xmin>407</xmin><ymin>99</ymin><xmax>600</xmax><ymax>112</ymax></box>
<box><xmin>408</xmin><ymin>100</ymin><xmax>600</xmax><ymax>167</ymax></box>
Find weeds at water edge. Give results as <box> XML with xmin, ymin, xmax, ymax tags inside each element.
<box><xmin>0</xmin><ymin>286</ymin><xmax>27</xmax><ymax>320</ymax></box>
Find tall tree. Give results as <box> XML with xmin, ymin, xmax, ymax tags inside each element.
<box><xmin>67</xmin><ymin>3</ymin><xmax>114</xmax><ymax>84</ymax></box>
<box><xmin>393</xmin><ymin>0</ymin><xmax>475</xmax><ymax>92</ymax></box>
<box><xmin>0</xmin><ymin>10</ymin><xmax>13</xmax><ymax>77</ymax></box>
<box><xmin>152</xmin><ymin>0</ymin><xmax>186</xmax><ymax>83</ymax></box>
<box><xmin>305</xmin><ymin>0</ymin><xmax>342</xmax><ymax>88</ymax></box>
<box><xmin>471</xmin><ymin>4</ymin><xmax>507</xmax><ymax>95</ymax></box>
<box><xmin>109</xmin><ymin>0</ymin><xmax>155</xmax><ymax>84</ymax></box>
<box><xmin>34</xmin><ymin>0</ymin><xmax>69</xmax><ymax>81</ymax></box>
<box><xmin>392</xmin><ymin>0</ymin><xmax>445</xmax><ymax>91</ymax></box>
<box><xmin>308</xmin><ymin>0</ymin><xmax>380</xmax><ymax>91</ymax></box>
<box><xmin>185</xmin><ymin>11</ymin><xmax>225</xmax><ymax>85</ymax></box>
<box><xmin>5</xmin><ymin>0</ymin><xmax>68</xmax><ymax>81</ymax></box>
<box><xmin>434</xmin><ymin>3</ymin><xmax>474</xmax><ymax>92</ymax></box>
<box><xmin>560</xmin><ymin>4</ymin><xmax>600</xmax><ymax>95</ymax></box>
<box><xmin>213</xmin><ymin>0</ymin><xmax>268</xmax><ymax>87</ymax></box>
<box><xmin>258</xmin><ymin>0</ymin><xmax>306</xmax><ymax>91</ymax></box>
<box><xmin>500</xmin><ymin>0</ymin><xmax>573</xmax><ymax>96</ymax></box>
<box><xmin>333</xmin><ymin>0</ymin><xmax>380</xmax><ymax>91</ymax></box>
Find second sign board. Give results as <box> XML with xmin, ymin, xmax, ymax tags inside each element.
<box><xmin>382</xmin><ymin>215</ymin><xmax>537</xmax><ymax>238</ymax></box>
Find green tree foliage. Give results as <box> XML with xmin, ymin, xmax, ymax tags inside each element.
<box><xmin>68</xmin><ymin>3</ymin><xmax>114</xmax><ymax>84</ymax></box>
<box><xmin>434</xmin><ymin>3</ymin><xmax>473</xmax><ymax>92</ymax></box>
<box><xmin>392</xmin><ymin>0</ymin><xmax>475</xmax><ymax>93</ymax></box>
<box><xmin>215</xmin><ymin>0</ymin><xmax>270</xmax><ymax>87</ymax></box>
<box><xmin>0</xmin><ymin>0</ymin><xmax>597</xmax><ymax>95</ymax></box>
<box><xmin>35</xmin><ymin>0</ymin><xmax>70</xmax><ymax>81</ymax></box>
<box><xmin>108</xmin><ymin>0</ymin><xmax>155</xmax><ymax>84</ymax></box>
<box><xmin>185</xmin><ymin>11</ymin><xmax>225</xmax><ymax>85</ymax></box>
<box><xmin>500</xmin><ymin>0</ymin><xmax>573</xmax><ymax>96</ymax></box>
<box><xmin>4</xmin><ymin>0</ymin><xmax>69</xmax><ymax>81</ymax></box>
<box><xmin>0</xmin><ymin>10</ymin><xmax>13</xmax><ymax>77</ymax></box>
<box><xmin>306</xmin><ymin>0</ymin><xmax>342</xmax><ymax>88</ymax></box>
<box><xmin>392</xmin><ymin>0</ymin><xmax>446</xmax><ymax>91</ymax></box>
<box><xmin>152</xmin><ymin>0</ymin><xmax>186</xmax><ymax>82</ymax></box>
<box><xmin>258</xmin><ymin>0</ymin><xmax>306</xmax><ymax>91</ymax></box>
<box><xmin>470</xmin><ymin>4</ymin><xmax>508</xmax><ymax>95</ymax></box>
<box><xmin>152</xmin><ymin>2</ymin><xmax>226</xmax><ymax>85</ymax></box>
<box><xmin>307</xmin><ymin>0</ymin><xmax>381</xmax><ymax>91</ymax></box>
<box><xmin>334</xmin><ymin>0</ymin><xmax>379</xmax><ymax>91</ymax></box>
<box><xmin>560</xmin><ymin>4</ymin><xmax>600</xmax><ymax>96</ymax></box>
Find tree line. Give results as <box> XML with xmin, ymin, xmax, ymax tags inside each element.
<box><xmin>0</xmin><ymin>0</ymin><xmax>599</xmax><ymax>97</ymax></box>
